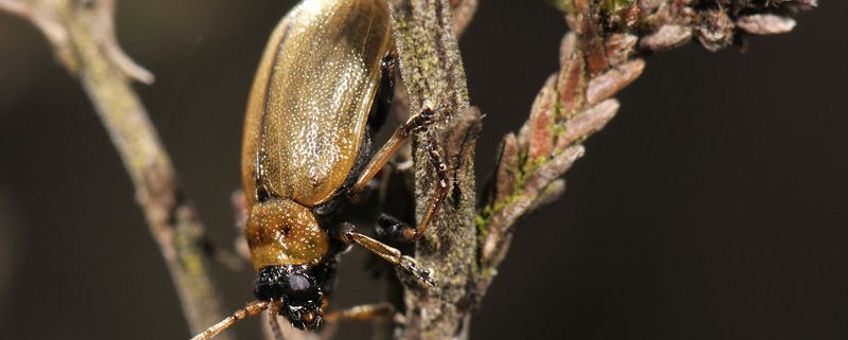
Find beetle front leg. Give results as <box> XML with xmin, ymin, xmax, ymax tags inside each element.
<box><xmin>349</xmin><ymin>106</ymin><xmax>436</xmax><ymax>196</ymax></box>
<box><xmin>325</xmin><ymin>303</ymin><xmax>394</xmax><ymax>322</ymax></box>
<box><xmin>266</xmin><ymin>301</ymin><xmax>284</xmax><ymax>340</ymax></box>
<box><xmin>333</xmin><ymin>223</ymin><xmax>435</xmax><ymax>286</ymax></box>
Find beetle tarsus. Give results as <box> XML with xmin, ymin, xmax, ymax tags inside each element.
<box><xmin>400</xmin><ymin>255</ymin><xmax>436</xmax><ymax>286</ymax></box>
<box><xmin>408</xmin><ymin>141</ymin><xmax>450</xmax><ymax>241</ymax></box>
<box><xmin>402</xmin><ymin>107</ymin><xmax>437</xmax><ymax>135</ymax></box>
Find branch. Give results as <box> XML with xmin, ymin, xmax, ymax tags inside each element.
<box><xmin>0</xmin><ymin>0</ymin><xmax>228</xmax><ymax>336</ymax></box>
<box><xmin>386</xmin><ymin>0</ymin><xmax>480</xmax><ymax>338</ymax></box>
<box><xmin>476</xmin><ymin>0</ymin><xmax>816</xmax><ymax>292</ymax></box>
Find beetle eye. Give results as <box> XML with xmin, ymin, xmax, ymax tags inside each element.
<box><xmin>288</xmin><ymin>273</ymin><xmax>310</xmax><ymax>291</ymax></box>
<box><xmin>285</xmin><ymin>273</ymin><xmax>319</xmax><ymax>304</ymax></box>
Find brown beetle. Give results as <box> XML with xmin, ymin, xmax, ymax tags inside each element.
<box><xmin>191</xmin><ymin>0</ymin><xmax>447</xmax><ymax>338</ymax></box>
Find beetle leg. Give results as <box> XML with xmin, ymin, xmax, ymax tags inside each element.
<box><xmin>334</xmin><ymin>223</ymin><xmax>435</xmax><ymax>286</ymax></box>
<box><xmin>325</xmin><ymin>303</ymin><xmax>394</xmax><ymax>322</ymax></box>
<box><xmin>375</xmin><ymin>143</ymin><xmax>449</xmax><ymax>243</ymax></box>
<box><xmin>368</xmin><ymin>53</ymin><xmax>397</xmax><ymax>130</ymax></box>
<box><xmin>191</xmin><ymin>300</ymin><xmax>269</xmax><ymax>340</ymax></box>
<box><xmin>267</xmin><ymin>301</ymin><xmax>284</xmax><ymax>340</ymax></box>
<box><xmin>350</xmin><ymin>107</ymin><xmax>436</xmax><ymax>196</ymax></box>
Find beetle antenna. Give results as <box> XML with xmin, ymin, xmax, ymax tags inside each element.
<box><xmin>190</xmin><ymin>300</ymin><xmax>269</xmax><ymax>340</ymax></box>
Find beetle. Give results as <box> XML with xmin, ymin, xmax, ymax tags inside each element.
<box><xmin>191</xmin><ymin>0</ymin><xmax>448</xmax><ymax>339</ymax></box>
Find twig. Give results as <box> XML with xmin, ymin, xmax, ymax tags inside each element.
<box><xmin>0</xmin><ymin>0</ymin><xmax>228</xmax><ymax>336</ymax></box>
<box><xmin>449</xmin><ymin>0</ymin><xmax>477</xmax><ymax>35</ymax></box>
<box><xmin>476</xmin><ymin>0</ymin><xmax>816</xmax><ymax>293</ymax></box>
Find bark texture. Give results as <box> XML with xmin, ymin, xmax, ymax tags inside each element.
<box><xmin>386</xmin><ymin>1</ymin><xmax>480</xmax><ymax>338</ymax></box>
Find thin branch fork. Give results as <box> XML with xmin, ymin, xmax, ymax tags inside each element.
<box><xmin>0</xmin><ymin>0</ymin><xmax>228</xmax><ymax>337</ymax></box>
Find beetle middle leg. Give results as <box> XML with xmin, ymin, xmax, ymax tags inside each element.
<box><xmin>333</xmin><ymin>223</ymin><xmax>435</xmax><ymax>286</ymax></box>
<box><xmin>350</xmin><ymin>106</ymin><xmax>436</xmax><ymax>196</ymax></box>
<box><xmin>349</xmin><ymin>126</ymin><xmax>449</xmax><ymax>243</ymax></box>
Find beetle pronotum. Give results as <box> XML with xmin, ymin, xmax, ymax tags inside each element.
<box><xmin>190</xmin><ymin>0</ymin><xmax>448</xmax><ymax>339</ymax></box>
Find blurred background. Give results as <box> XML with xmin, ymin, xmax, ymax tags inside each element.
<box><xmin>1</xmin><ymin>1</ymin><xmax>846</xmax><ymax>339</ymax></box>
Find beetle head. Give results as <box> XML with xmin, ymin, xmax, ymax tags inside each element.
<box><xmin>254</xmin><ymin>265</ymin><xmax>324</xmax><ymax>330</ymax></box>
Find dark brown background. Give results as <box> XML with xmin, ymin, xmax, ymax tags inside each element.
<box><xmin>1</xmin><ymin>1</ymin><xmax>846</xmax><ymax>339</ymax></box>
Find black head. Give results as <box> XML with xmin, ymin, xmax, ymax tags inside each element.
<box><xmin>254</xmin><ymin>265</ymin><xmax>324</xmax><ymax>329</ymax></box>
